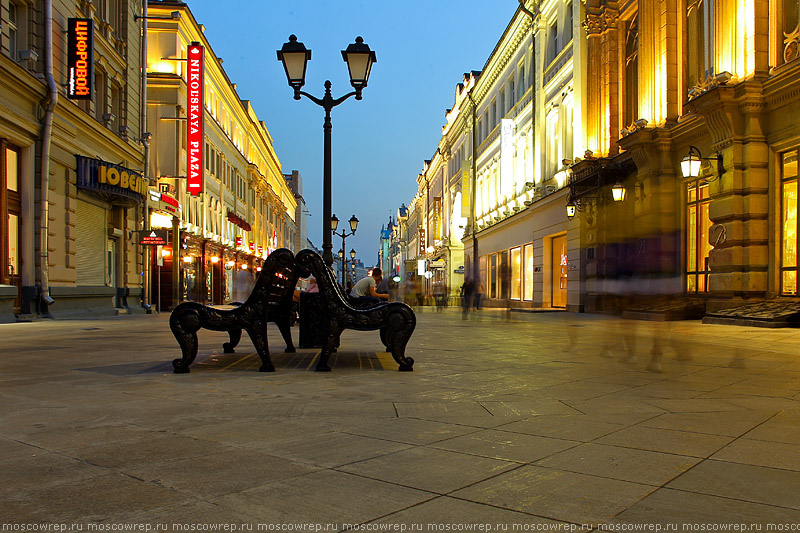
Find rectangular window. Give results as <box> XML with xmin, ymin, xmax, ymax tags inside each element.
<box><xmin>489</xmin><ymin>253</ymin><xmax>498</xmax><ymax>299</ymax></box>
<box><xmin>524</xmin><ymin>243</ymin><xmax>534</xmax><ymax>301</ymax></box>
<box><xmin>565</xmin><ymin>3</ymin><xmax>574</xmax><ymax>42</ymax></box>
<box><xmin>547</xmin><ymin>21</ymin><xmax>559</xmax><ymax>64</ymax></box>
<box><xmin>623</xmin><ymin>15</ymin><xmax>639</xmax><ymax>129</ymax></box>
<box><xmin>8</xmin><ymin>2</ymin><xmax>19</xmax><ymax>60</ymax></box>
<box><xmin>6</xmin><ymin>147</ymin><xmax>18</xmax><ymax>192</ymax></box>
<box><xmin>782</xmin><ymin>150</ymin><xmax>800</xmax><ymax>294</ymax></box>
<box><xmin>783</xmin><ymin>0</ymin><xmax>800</xmax><ymax>64</ymax></box>
<box><xmin>95</xmin><ymin>69</ymin><xmax>108</xmax><ymax>123</ymax></box>
<box><xmin>518</xmin><ymin>65</ymin><xmax>526</xmax><ymax>100</ymax></box>
<box><xmin>686</xmin><ymin>0</ymin><xmax>715</xmax><ymax>91</ymax></box>
<box><xmin>511</xmin><ymin>247</ymin><xmax>521</xmax><ymax>300</ymax></box>
<box><xmin>500</xmin><ymin>250</ymin><xmax>510</xmax><ymax>299</ymax></box>
<box><xmin>8</xmin><ymin>213</ymin><xmax>19</xmax><ymax>278</ymax></box>
<box><xmin>686</xmin><ymin>180</ymin><xmax>712</xmax><ymax>292</ymax></box>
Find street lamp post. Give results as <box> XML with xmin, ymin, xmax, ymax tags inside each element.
<box><xmin>331</xmin><ymin>214</ymin><xmax>358</xmax><ymax>287</ymax></box>
<box><xmin>277</xmin><ymin>35</ymin><xmax>376</xmax><ymax>267</ymax></box>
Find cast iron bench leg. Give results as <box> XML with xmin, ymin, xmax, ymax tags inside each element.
<box><xmin>246</xmin><ymin>325</ymin><xmax>275</xmax><ymax>372</ymax></box>
<box><xmin>223</xmin><ymin>328</ymin><xmax>242</xmax><ymax>353</ymax></box>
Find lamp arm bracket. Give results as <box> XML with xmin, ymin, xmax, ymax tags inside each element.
<box><xmin>296</xmin><ymin>90</ymin><xmax>325</xmax><ymax>106</ymax></box>
<box><xmin>296</xmin><ymin>90</ymin><xmax>358</xmax><ymax>110</ymax></box>
<box><xmin>330</xmin><ymin>91</ymin><xmax>358</xmax><ymax>108</ymax></box>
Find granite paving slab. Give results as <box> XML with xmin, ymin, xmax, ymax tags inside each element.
<box><xmin>430</xmin><ymin>428</ymin><xmax>578</xmax><ymax>463</ymax></box>
<box><xmin>534</xmin><ymin>442</ymin><xmax>702</xmax><ymax>486</ymax></box>
<box><xmin>338</xmin><ymin>446</ymin><xmax>519</xmax><ymax>494</ymax></box>
<box><xmin>667</xmin><ymin>460</ymin><xmax>800</xmax><ymax>509</ymax></box>
<box><xmin>450</xmin><ymin>465</ymin><xmax>656</xmax><ymax>524</ymax></box>
<box><xmin>611</xmin><ymin>487</ymin><xmax>800</xmax><ymax>525</ymax></box>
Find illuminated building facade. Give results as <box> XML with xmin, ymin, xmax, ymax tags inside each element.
<box><xmin>1</xmin><ymin>0</ymin><xmax>147</xmax><ymax>322</ymax></box>
<box><xmin>145</xmin><ymin>0</ymin><xmax>296</xmax><ymax>309</ymax></box>
<box><xmin>414</xmin><ymin>0</ymin><xmax>587</xmax><ymax>310</ymax></box>
<box><xmin>576</xmin><ymin>0</ymin><xmax>800</xmax><ymax>315</ymax></box>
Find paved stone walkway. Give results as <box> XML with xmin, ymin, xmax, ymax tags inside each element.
<box><xmin>1</xmin><ymin>309</ymin><xmax>800</xmax><ymax>528</ymax></box>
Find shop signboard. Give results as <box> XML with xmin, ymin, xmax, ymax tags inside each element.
<box><xmin>76</xmin><ymin>155</ymin><xmax>146</xmax><ymax>204</ymax></box>
<box><xmin>136</xmin><ymin>229</ymin><xmax>169</xmax><ymax>246</ymax></box>
<box><xmin>67</xmin><ymin>18</ymin><xmax>93</xmax><ymax>100</ymax></box>
<box><xmin>187</xmin><ymin>43</ymin><xmax>204</xmax><ymax>196</ymax></box>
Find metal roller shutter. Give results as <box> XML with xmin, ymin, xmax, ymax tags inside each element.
<box><xmin>76</xmin><ymin>200</ymin><xmax>107</xmax><ymax>285</ymax></box>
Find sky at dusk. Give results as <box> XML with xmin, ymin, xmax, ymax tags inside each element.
<box><xmin>184</xmin><ymin>1</ymin><xmax>519</xmax><ymax>265</ymax></box>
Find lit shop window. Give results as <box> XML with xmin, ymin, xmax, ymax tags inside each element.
<box><xmin>524</xmin><ymin>243</ymin><xmax>534</xmax><ymax>301</ymax></box>
<box><xmin>782</xmin><ymin>150</ymin><xmax>799</xmax><ymax>294</ymax></box>
<box><xmin>686</xmin><ymin>180</ymin><xmax>712</xmax><ymax>292</ymax></box>
<box><xmin>511</xmin><ymin>246</ymin><xmax>522</xmax><ymax>300</ymax></box>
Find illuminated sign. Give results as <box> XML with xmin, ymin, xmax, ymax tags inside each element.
<box><xmin>67</xmin><ymin>18</ymin><xmax>93</xmax><ymax>100</ymax></box>
<box><xmin>76</xmin><ymin>155</ymin><xmax>147</xmax><ymax>203</ymax></box>
<box><xmin>419</xmin><ymin>228</ymin><xmax>426</xmax><ymax>255</ymax></box>
<box><xmin>461</xmin><ymin>160</ymin><xmax>470</xmax><ymax>213</ymax></box>
<box><xmin>137</xmin><ymin>230</ymin><xmax>169</xmax><ymax>246</ymax></box>
<box><xmin>187</xmin><ymin>43</ymin><xmax>204</xmax><ymax>196</ymax></box>
<box><xmin>236</xmin><ymin>236</ymin><xmax>242</xmax><ymax>247</ymax></box>
<box><xmin>227</xmin><ymin>211</ymin><xmax>252</xmax><ymax>231</ymax></box>
<box><xmin>433</xmin><ymin>197</ymin><xmax>442</xmax><ymax>240</ymax></box>
<box><xmin>249</xmin><ymin>242</ymin><xmax>255</xmax><ymax>252</ymax></box>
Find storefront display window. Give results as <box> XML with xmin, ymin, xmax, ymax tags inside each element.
<box><xmin>782</xmin><ymin>150</ymin><xmax>799</xmax><ymax>295</ymax></box>
<box><xmin>510</xmin><ymin>248</ymin><xmax>521</xmax><ymax>300</ymax></box>
<box><xmin>7</xmin><ymin>214</ymin><xmax>18</xmax><ymax>277</ymax></box>
<box><xmin>489</xmin><ymin>253</ymin><xmax>497</xmax><ymax>299</ymax></box>
<box><xmin>686</xmin><ymin>179</ymin><xmax>712</xmax><ymax>292</ymax></box>
<box><xmin>4</xmin><ymin>145</ymin><xmax>21</xmax><ymax>289</ymax></box>
<box><xmin>524</xmin><ymin>243</ymin><xmax>534</xmax><ymax>301</ymax></box>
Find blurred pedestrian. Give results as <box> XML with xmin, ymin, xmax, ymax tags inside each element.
<box><xmin>473</xmin><ymin>277</ymin><xmax>484</xmax><ymax>311</ymax></box>
<box><xmin>461</xmin><ymin>278</ymin><xmax>474</xmax><ymax>318</ymax></box>
<box><xmin>433</xmin><ymin>279</ymin><xmax>446</xmax><ymax>312</ymax></box>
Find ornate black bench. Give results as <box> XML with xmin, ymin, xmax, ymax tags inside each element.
<box><xmin>169</xmin><ymin>248</ymin><xmax>302</xmax><ymax>373</ymax></box>
<box><xmin>295</xmin><ymin>249</ymin><xmax>415</xmax><ymax>372</ymax></box>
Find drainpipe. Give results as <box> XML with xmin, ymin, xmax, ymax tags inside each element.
<box><xmin>467</xmin><ymin>88</ymin><xmax>479</xmax><ymax>282</ymax></box>
<box><xmin>518</xmin><ymin>0</ymin><xmax>538</xmax><ymax>190</ymax></box>
<box><xmin>140</xmin><ymin>1</ymin><xmax>152</xmax><ymax>312</ymax></box>
<box><xmin>38</xmin><ymin>0</ymin><xmax>57</xmax><ymax>313</ymax></box>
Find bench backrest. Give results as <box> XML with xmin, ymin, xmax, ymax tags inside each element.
<box><xmin>295</xmin><ymin>249</ymin><xmax>354</xmax><ymax>309</ymax></box>
<box><xmin>243</xmin><ymin>248</ymin><xmax>300</xmax><ymax>311</ymax></box>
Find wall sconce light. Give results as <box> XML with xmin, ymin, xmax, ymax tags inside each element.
<box><xmin>182</xmin><ymin>256</ymin><xmax>193</xmax><ymax>263</ymax></box>
<box><xmin>611</xmin><ymin>181</ymin><xmax>626</xmax><ymax>202</ymax></box>
<box><xmin>566</xmin><ymin>200</ymin><xmax>577</xmax><ymax>219</ymax></box>
<box><xmin>210</xmin><ymin>256</ymin><xmax>220</xmax><ymax>263</ymax></box>
<box><xmin>681</xmin><ymin>145</ymin><xmax>723</xmax><ymax>182</ymax></box>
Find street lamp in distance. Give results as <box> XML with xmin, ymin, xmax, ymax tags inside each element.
<box><xmin>332</xmin><ymin>214</ymin><xmax>358</xmax><ymax>287</ymax></box>
<box><xmin>277</xmin><ymin>35</ymin><xmax>376</xmax><ymax>267</ymax></box>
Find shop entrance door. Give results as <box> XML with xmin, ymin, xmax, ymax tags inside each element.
<box><xmin>552</xmin><ymin>235</ymin><xmax>567</xmax><ymax>308</ymax></box>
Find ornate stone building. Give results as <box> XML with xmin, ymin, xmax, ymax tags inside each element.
<box><xmin>145</xmin><ymin>0</ymin><xmax>297</xmax><ymax>309</ymax></box>
<box><xmin>1</xmin><ymin>0</ymin><xmax>146</xmax><ymax>322</ymax></box>
<box><xmin>574</xmin><ymin>0</ymin><xmax>800</xmax><ymax>319</ymax></box>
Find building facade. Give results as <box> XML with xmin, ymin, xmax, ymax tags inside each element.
<box><xmin>1</xmin><ymin>0</ymin><xmax>147</xmax><ymax>322</ymax></box>
<box><xmin>411</xmin><ymin>0</ymin><xmax>587</xmax><ymax>311</ymax></box>
<box><xmin>145</xmin><ymin>0</ymin><xmax>297</xmax><ymax>310</ymax></box>
<box><xmin>574</xmin><ymin>0</ymin><xmax>800</xmax><ymax>318</ymax></box>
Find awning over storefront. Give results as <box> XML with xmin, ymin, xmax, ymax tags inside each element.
<box><xmin>76</xmin><ymin>155</ymin><xmax>147</xmax><ymax>207</ymax></box>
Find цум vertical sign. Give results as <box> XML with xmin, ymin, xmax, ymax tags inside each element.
<box><xmin>67</xmin><ymin>18</ymin><xmax>93</xmax><ymax>100</ymax></box>
<box><xmin>187</xmin><ymin>42</ymin><xmax>204</xmax><ymax>196</ymax></box>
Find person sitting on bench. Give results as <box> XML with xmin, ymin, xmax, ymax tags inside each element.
<box><xmin>350</xmin><ymin>267</ymin><xmax>390</xmax><ymax>305</ymax></box>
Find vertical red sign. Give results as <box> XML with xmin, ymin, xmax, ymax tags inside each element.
<box><xmin>66</xmin><ymin>18</ymin><xmax>94</xmax><ymax>100</ymax></box>
<box><xmin>187</xmin><ymin>43</ymin><xmax>204</xmax><ymax>196</ymax></box>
